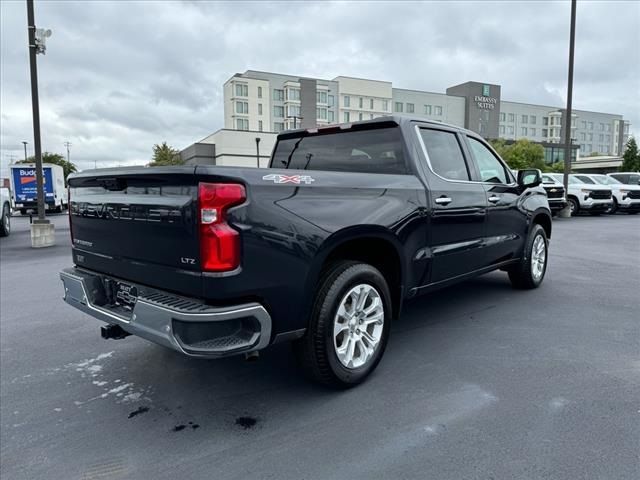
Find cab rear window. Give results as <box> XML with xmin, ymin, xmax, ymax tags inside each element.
<box><xmin>272</xmin><ymin>127</ymin><xmax>407</xmax><ymax>174</ymax></box>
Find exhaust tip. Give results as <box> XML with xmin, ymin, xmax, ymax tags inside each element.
<box><xmin>244</xmin><ymin>351</ymin><xmax>260</xmax><ymax>362</ymax></box>
<box><xmin>101</xmin><ymin>324</ymin><xmax>131</xmax><ymax>340</ymax></box>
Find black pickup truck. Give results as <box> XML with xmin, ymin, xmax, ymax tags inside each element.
<box><xmin>60</xmin><ymin>116</ymin><xmax>551</xmax><ymax>387</ymax></box>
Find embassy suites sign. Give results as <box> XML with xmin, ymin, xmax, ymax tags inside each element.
<box><xmin>474</xmin><ymin>84</ymin><xmax>498</xmax><ymax>110</ymax></box>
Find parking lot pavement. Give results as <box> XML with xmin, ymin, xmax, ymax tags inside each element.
<box><xmin>1</xmin><ymin>214</ymin><xmax>639</xmax><ymax>479</ymax></box>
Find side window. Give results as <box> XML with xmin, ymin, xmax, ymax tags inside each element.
<box><xmin>419</xmin><ymin>129</ymin><xmax>470</xmax><ymax>181</ymax></box>
<box><xmin>467</xmin><ymin>137</ymin><xmax>510</xmax><ymax>184</ymax></box>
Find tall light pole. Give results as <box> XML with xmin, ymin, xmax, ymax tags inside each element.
<box><xmin>22</xmin><ymin>141</ymin><xmax>28</xmax><ymax>161</ymax></box>
<box><xmin>255</xmin><ymin>137</ymin><xmax>261</xmax><ymax>168</ymax></box>
<box><xmin>26</xmin><ymin>0</ymin><xmax>55</xmax><ymax>246</ymax></box>
<box><xmin>63</xmin><ymin>141</ymin><xmax>71</xmax><ymax>163</ymax></box>
<box><xmin>560</xmin><ymin>0</ymin><xmax>577</xmax><ymax>218</ymax></box>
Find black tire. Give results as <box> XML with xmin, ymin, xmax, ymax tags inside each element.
<box><xmin>628</xmin><ymin>211</ymin><xmax>638</xmax><ymax>215</ymax></box>
<box><xmin>608</xmin><ymin>198</ymin><xmax>618</xmax><ymax>215</ymax></box>
<box><xmin>508</xmin><ymin>224</ymin><xmax>548</xmax><ymax>289</ymax></box>
<box><xmin>0</xmin><ymin>204</ymin><xmax>10</xmax><ymax>237</ymax></box>
<box><xmin>293</xmin><ymin>261</ymin><xmax>392</xmax><ymax>388</ymax></box>
<box><xmin>19</xmin><ymin>208</ymin><xmax>27</xmax><ymax>215</ymax></box>
<box><xmin>568</xmin><ymin>197</ymin><xmax>579</xmax><ymax>216</ymax></box>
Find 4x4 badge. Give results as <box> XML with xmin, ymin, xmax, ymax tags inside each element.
<box><xmin>263</xmin><ymin>174</ymin><xmax>315</xmax><ymax>185</ymax></box>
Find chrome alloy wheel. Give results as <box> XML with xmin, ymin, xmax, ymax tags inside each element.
<box><xmin>333</xmin><ymin>284</ymin><xmax>384</xmax><ymax>369</ymax></box>
<box><xmin>531</xmin><ymin>234</ymin><xmax>546</xmax><ymax>281</ymax></box>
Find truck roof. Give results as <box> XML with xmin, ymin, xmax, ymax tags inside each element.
<box><xmin>278</xmin><ymin>114</ymin><xmax>478</xmax><ymax>139</ymax></box>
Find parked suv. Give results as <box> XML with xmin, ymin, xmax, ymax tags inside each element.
<box><xmin>549</xmin><ymin>173</ymin><xmax>612</xmax><ymax>216</ymax></box>
<box><xmin>539</xmin><ymin>174</ymin><xmax>567</xmax><ymax>215</ymax></box>
<box><xmin>59</xmin><ymin>116</ymin><xmax>552</xmax><ymax>387</ymax></box>
<box><xmin>608</xmin><ymin>172</ymin><xmax>640</xmax><ymax>186</ymax></box>
<box><xmin>574</xmin><ymin>174</ymin><xmax>640</xmax><ymax>214</ymax></box>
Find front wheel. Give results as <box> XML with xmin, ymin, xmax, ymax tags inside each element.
<box><xmin>294</xmin><ymin>261</ymin><xmax>392</xmax><ymax>388</ymax></box>
<box><xmin>568</xmin><ymin>197</ymin><xmax>579</xmax><ymax>216</ymax></box>
<box><xmin>0</xmin><ymin>204</ymin><xmax>10</xmax><ymax>237</ymax></box>
<box><xmin>508</xmin><ymin>224</ymin><xmax>548</xmax><ymax>289</ymax></box>
<box><xmin>607</xmin><ymin>199</ymin><xmax>618</xmax><ymax>215</ymax></box>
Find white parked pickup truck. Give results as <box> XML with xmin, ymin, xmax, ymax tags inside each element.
<box><xmin>549</xmin><ymin>173</ymin><xmax>613</xmax><ymax>216</ymax></box>
<box><xmin>574</xmin><ymin>173</ymin><xmax>640</xmax><ymax>215</ymax></box>
<box><xmin>0</xmin><ymin>186</ymin><xmax>12</xmax><ymax>237</ymax></box>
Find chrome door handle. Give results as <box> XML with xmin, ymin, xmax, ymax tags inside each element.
<box><xmin>488</xmin><ymin>195</ymin><xmax>501</xmax><ymax>203</ymax></box>
<box><xmin>435</xmin><ymin>196</ymin><xmax>452</xmax><ymax>205</ymax></box>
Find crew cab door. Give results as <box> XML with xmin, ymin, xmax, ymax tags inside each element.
<box><xmin>464</xmin><ymin>135</ymin><xmax>526</xmax><ymax>267</ymax></box>
<box><xmin>415</xmin><ymin>126</ymin><xmax>488</xmax><ymax>284</ymax></box>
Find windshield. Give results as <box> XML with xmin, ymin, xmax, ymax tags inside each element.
<box><xmin>551</xmin><ymin>174</ymin><xmax>584</xmax><ymax>185</ymax></box>
<box><xmin>541</xmin><ymin>175</ymin><xmax>557</xmax><ymax>184</ymax></box>
<box><xmin>593</xmin><ymin>175</ymin><xmax>620</xmax><ymax>185</ymax></box>
<box><xmin>578</xmin><ymin>176</ymin><xmax>597</xmax><ymax>184</ymax></box>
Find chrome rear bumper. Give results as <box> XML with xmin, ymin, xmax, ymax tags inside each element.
<box><xmin>59</xmin><ymin>267</ymin><xmax>272</xmax><ymax>357</ymax></box>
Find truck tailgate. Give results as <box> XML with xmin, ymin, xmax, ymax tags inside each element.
<box><xmin>68</xmin><ymin>166</ymin><xmax>203</xmax><ymax>297</ymax></box>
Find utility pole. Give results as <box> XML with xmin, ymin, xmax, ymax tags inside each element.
<box><xmin>22</xmin><ymin>141</ymin><xmax>28</xmax><ymax>161</ymax></box>
<box><xmin>255</xmin><ymin>137</ymin><xmax>261</xmax><ymax>168</ymax></box>
<box><xmin>560</xmin><ymin>0</ymin><xmax>577</xmax><ymax>218</ymax></box>
<box><xmin>26</xmin><ymin>0</ymin><xmax>55</xmax><ymax>247</ymax></box>
<box><xmin>63</xmin><ymin>141</ymin><xmax>71</xmax><ymax>163</ymax></box>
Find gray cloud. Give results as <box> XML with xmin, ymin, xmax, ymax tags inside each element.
<box><xmin>1</xmin><ymin>0</ymin><xmax>638</xmax><ymax>176</ymax></box>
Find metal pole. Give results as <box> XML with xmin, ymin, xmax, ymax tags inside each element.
<box><xmin>26</xmin><ymin>0</ymin><xmax>47</xmax><ymax>224</ymax></box>
<box><xmin>64</xmin><ymin>141</ymin><xmax>71</xmax><ymax>163</ymax></box>
<box><xmin>562</xmin><ymin>0</ymin><xmax>577</xmax><ymax>192</ymax></box>
<box><xmin>255</xmin><ymin>137</ymin><xmax>261</xmax><ymax>168</ymax></box>
<box><xmin>22</xmin><ymin>141</ymin><xmax>28</xmax><ymax>161</ymax></box>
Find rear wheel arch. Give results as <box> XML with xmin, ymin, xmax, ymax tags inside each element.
<box><xmin>307</xmin><ymin>228</ymin><xmax>405</xmax><ymax>321</ymax></box>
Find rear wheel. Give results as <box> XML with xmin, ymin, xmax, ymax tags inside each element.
<box><xmin>508</xmin><ymin>224</ymin><xmax>548</xmax><ymax>289</ymax></box>
<box><xmin>0</xmin><ymin>204</ymin><xmax>10</xmax><ymax>237</ymax></box>
<box><xmin>294</xmin><ymin>261</ymin><xmax>391</xmax><ymax>388</ymax></box>
<box><xmin>607</xmin><ymin>198</ymin><xmax>618</xmax><ymax>214</ymax></box>
<box><xmin>568</xmin><ymin>197</ymin><xmax>579</xmax><ymax>216</ymax></box>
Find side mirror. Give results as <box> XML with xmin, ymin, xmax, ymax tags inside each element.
<box><xmin>517</xmin><ymin>169</ymin><xmax>542</xmax><ymax>189</ymax></box>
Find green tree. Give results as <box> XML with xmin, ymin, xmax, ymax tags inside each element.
<box><xmin>489</xmin><ymin>139</ymin><xmax>545</xmax><ymax>171</ymax></box>
<box><xmin>149</xmin><ymin>142</ymin><xmax>184</xmax><ymax>166</ymax></box>
<box><xmin>620</xmin><ymin>137</ymin><xmax>640</xmax><ymax>171</ymax></box>
<box><xmin>17</xmin><ymin>151</ymin><xmax>77</xmax><ymax>184</ymax></box>
<box><xmin>547</xmin><ymin>162</ymin><xmax>566</xmax><ymax>173</ymax></box>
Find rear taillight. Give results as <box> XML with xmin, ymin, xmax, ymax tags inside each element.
<box><xmin>198</xmin><ymin>182</ymin><xmax>246</xmax><ymax>272</ymax></box>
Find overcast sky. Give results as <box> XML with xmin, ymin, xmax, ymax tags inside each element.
<box><xmin>1</xmin><ymin>0</ymin><xmax>638</xmax><ymax>176</ymax></box>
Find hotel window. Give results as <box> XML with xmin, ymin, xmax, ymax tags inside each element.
<box><xmin>522</xmin><ymin>115</ymin><xmax>528</xmax><ymax>124</ymax></box>
<box><xmin>599</xmin><ymin>134</ymin><xmax>604</xmax><ymax>142</ymax></box>
<box><xmin>530</xmin><ymin>128</ymin><xmax>536</xmax><ymax>136</ymax></box>
<box><xmin>599</xmin><ymin>123</ymin><xmax>605</xmax><ymax>131</ymax></box>
<box><xmin>588</xmin><ymin>122</ymin><xmax>593</xmax><ymax>130</ymax></box>
<box><xmin>318</xmin><ymin>108</ymin><xmax>327</xmax><ymax>120</ymax></box>
<box><xmin>521</xmin><ymin>127</ymin><xmax>528</xmax><ymax>135</ymax></box>
<box><xmin>287</xmin><ymin>105</ymin><xmax>300</xmax><ymax>117</ymax></box>
<box><xmin>605</xmin><ymin>135</ymin><xmax>611</xmax><ymax>142</ymax></box>
<box><xmin>370</xmin><ymin>98</ymin><xmax>374</xmax><ymax>109</ymax></box>
<box><xmin>344</xmin><ymin>96</ymin><xmax>351</xmax><ymax>107</ymax></box>
<box><xmin>606</xmin><ymin>124</ymin><xmax>611</xmax><ymax>132</ymax></box>
<box><xmin>274</xmin><ymin>106</ymin><xmax>284</xmax><ymax>118</ymax></box>
<box><xmin>286</xmin><ymin>88</ymin><xmax>300</xmax><ymax>101</ymax></box>
<box><xmin>344</xmin><ymin>112</ymin><xmax>350</xmax><ymax>122</ymax></box>
<box><xmin>258</xmin><ymin>120</ymin><xmax>263</xmax><ymax>132</ymax></box>
<box><xmin>542</xmin><ymin>129</ymin><xmax>548</xmax><ymax>137</ymax></box>
<box><xmin>359</xmin><ymin>97</ymin><xmax>363</xmax><ymax>108</ymax></box>
<box><xmin>395</xmin><ymin>102</ymin><xmax>403</xmax><ymax>113</ymax></box>
<box><xmin>235</xmin><ymin>83</ymin><xmax>248</xmax><ymax>97</ymax></box>
<box><xmin>508</xmin><ymin>126</ymin><xmax>514</xmax><ymax>134</ymax></box>
<box><xmin>407</xmin><ymin>103</ymin><xmax>415</xmax><ymax>113</ymax></box>
<box><xmin>508</xmin><ymin>113</ymin><xmax>515</xmax><ymax>122</ymax></box>
<box><xmin>530</xmin><ymin>115</ymin><xmax>536</xmax><ymax>124</ymax></box>
<box><xmin>586</xmin><ymin>144</ymin><xmax>592</xmax><ymax>152</ymax></box>
<box><xmin>316</xmin><ymin>91</ymin><xmax>327</xmax><ymax>104</ymax></box>
<box><xmin>328</xmin><ymin>110</ymin><xmax>335</xmax><ymax>122</ymax></box>
<box><xmin>328</xmin><ymin>95</ymin><xmax>335</xmax><ymax>107</ymax></box>
<box><xmin>359</xmin><ymin>113</ymin><xmax>363</xmax><ymax>121</ymax></box>
<box><xmin>258</xmin><ymin>104</ymin><xmax>263</xmax><ymax>115</ymax></box>
<box><xmin>235</xmin><ymin>101</ymin><xmax>248</xmax><ymax>114</ymax></box>
<box><xmin>580</xmin><ymin>132</ymin><xmax>585</xmax><ymax>141</ymax></box>
<box><xmin>588</xmin><ymin>133</ymin><xmax>593</xmax><ymax>141</ymax></box>
<box><xmin>382</xmin><ymin>100</ymin><xmax>389</xmax><ymax>111</ymax></box>
<box><xmin>499</xmin><ymin>125</ymin><xmax>505</xmax><ymax>134</ymax></box>
<box><xmin>571</xmin><ymin>118</ymin><xmax>576</xmax><ymax>127</ymax></box>
<box><xmin>543</xmin><ymin>117</ymin><xmax>548</xmax><ymax>126</ymax></box>
<box><xmin>274</xmin><ymin>122</ymin><xmax>284</xmax><ymax>133</ymax></box>
<box><xmin>257</xmin><ymin>86</ymin><xmax>262</xmax><ymax>99</ymax></box>
<box><xmin>236</xmin><ymin>118</ymin><xmax>249</xmax><ymax>130</ymax></box>
<box><xmin>434</xmin><ymin>106</ymin><xmax>443</xmax><ymax>116</ymax></box>
<box><xmin>425</xmin><ymin>105</ymin><xmax>432</xmax><ymax>115</ymax></box>
<box><xmin>273</xmin><ymin>89</ymin><xmax>284</xmax><ymax>101</ymax></box>
<box><xmin>581</xmin><ymin>121</ymin><xmax>587</xmax><ymax>129</ymax></box>
<box><xmin>500</xmin><ymin>112</ymin><xmax>505</xmax><ymax>122</ymax></box>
